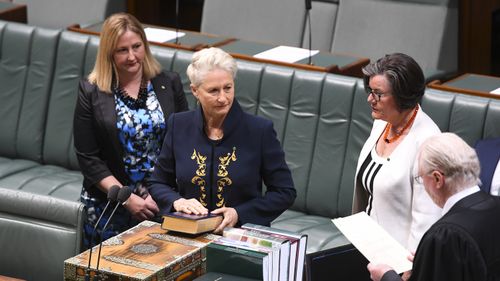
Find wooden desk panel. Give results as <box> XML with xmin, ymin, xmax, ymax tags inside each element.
<box><xmin>0</xmin><ymin>275</ymin><xmax>25</xmax><ymax>281</ymax></box>
<box><xmin>428</xmin><ymin>73</ymin><xmax>500</xmax><ymax>99</ymax></box>
<box><xmin>220</xmin><ymin>40</ymin><xmax>369</xmax><ymax>77</ymax></box>
<box><xmin>69</xmin><ymin>23</ymin><xmax>369</xmax><ymax>77</ymax></box>
<box><xmin>0</xmin><ymin>2</ymin><xmax>26</xmax><ymax>23</ymax></box>
<box><xmin>68</xmin><ymin>23</ymin><xmax>235</xmax><ymax>52</ymax></box>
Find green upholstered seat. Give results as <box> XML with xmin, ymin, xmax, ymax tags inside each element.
<box><xmin>12</xmin><ymin>0</ymin><xmax>126</xmax><ymax>28</ymax></box>
<box><xmin>201</xmin><ymin>0</ymin><xmax>307</xmax><ymax>47</ymax></box>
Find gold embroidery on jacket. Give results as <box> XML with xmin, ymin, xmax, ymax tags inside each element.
<box><xmin>190</xmin><ymin>147</ymin><xmax>237</xmax><ymax>208</ymax></box>
<box><xmin>216</xmin><ymin>147</ymin><xmax>237</xmax><ymax>207</ymax></box>
<box><xmin>191</xmin><ymin>149</ymin><xmax>207</xmax><ymax>206</ymax></box>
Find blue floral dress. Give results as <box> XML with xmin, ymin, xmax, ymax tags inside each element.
<box><xmin>81</xmin><ymin>82</ymin><xmax>166</xmax><ymax>249</ymax></box>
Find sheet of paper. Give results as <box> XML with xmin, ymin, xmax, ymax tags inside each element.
<box><xmin>490</xmin><ymin>87</ymin><xmax>500</xmax><ymax>95</ymax></box>
<box><xmin>332</xmin><ymin>212</ymin><xmax>412</xmax><ymax>274</ymax></box>
<box><xmin>144</xmin><ymin>27</ymin><xmax>185</xmax><ymax>43</ymax></box>
<box><xmin>253</xmin><ymin>45</ymin><xmax>319</xmax><ymax>63</ymax></box>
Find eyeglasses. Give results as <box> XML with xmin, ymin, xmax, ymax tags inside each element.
<box><xmin>366</xmin><ymin>88</ymin><xmax>391</xmax><ymax>101</ymax></box>
<box><xmin>414</xmin><ymin>174</ymin><xmax>425</xmax><ymax>184</ymax></box>
<box><xmin>414</xmin><ymin>170</ymin><xmax>445</xmax><ymax>184</ymax></box>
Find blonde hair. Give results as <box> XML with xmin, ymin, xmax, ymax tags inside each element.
<box><xmin>418</xmin><ymin>132</ymin><xmax>481</xmax><ymax>192</ymax></box>
<box><xmin>88</xmin><ymin>13</ymin><xmax>161</xmax><ymax>93</ymax></box>
<box><xmin>186</xmin><ymin>47</ymin><xmax>237</xmax><ymax>87</ymax></box>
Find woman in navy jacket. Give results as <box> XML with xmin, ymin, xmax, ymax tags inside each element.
<box><xmin>148</xmin><ymin>48</ymin><xmax>296</xmax><ymax>232</ymax></box>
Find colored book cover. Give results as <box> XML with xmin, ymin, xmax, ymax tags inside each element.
<box><xmin>223</xmin><ymin>227</ymin><xmax>291</xmax><ymax>281</ymax></box>
<box><xmin>206</xmin><ymin>241</ymin><xmax>270</xmax><ymax>281</ymax></box>
<box><xmin>215</xmin><ymin>237</ymin><xmax>275</xmax><ymax>281</ymax></box>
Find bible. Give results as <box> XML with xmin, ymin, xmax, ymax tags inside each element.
<box><xmin>162</xmin><ymin>212</ymin><xmax>223</xmax><ymax>234</ymax></box>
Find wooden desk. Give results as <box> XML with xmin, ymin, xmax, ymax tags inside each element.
<box><xmin>0</xmin><ymin>275</ymin><xmax>25</xmax><ymax>281</ymax></box>
<box><xmin>0</xmin><ymin>2</ymin><xmax>26</xmax><ymax>23</ymax></box>
<box><xmin>69</xmin><ymin>22</ymin><xmax>369</xmax><ymax>77</ymax></box>
<box><xmin>68</xmin><ymin>22</ymin><xmax>235</xmax><ymax>52</ymax></box>
<box><xmin>220</xmin><ymin>40</ymin><xmax>369</xmax><ymax>77</ymax></box>
<box><xmin>64</xmin><ymin>221</ymin><xmax>219</xmax><ymax>281</ymax></box>
<box><xmin>428</xmin><ymin>73</ymin><xmax>500</xmax><ymax>99</ymax></box>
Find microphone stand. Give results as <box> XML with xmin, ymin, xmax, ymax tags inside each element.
<box><xmin>306</xmin><ymin>2</ymin><xmax>313</xmax><ymax>65</ymax></box>
<box><xmin>175</xmin><ymin>0</ymin><xmax>180</xmax><ymax>45</ymax></box>
<box><xmin>93</xmin><ymin>188</ymin><xmax>131</xmax><ymax>281</ymax></box>
<box><xmin>85</xmin><ymin>186</ymin><xmax>120</xmax><ymax>281</ymax></box>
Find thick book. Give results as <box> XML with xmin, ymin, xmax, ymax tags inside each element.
<box><xmin>162</xmin><ymin>212</ymin><xmax>223</xmax><ymax>235</ymax></box>
<box><xmin>242</xmin><ymin>223</ymin><xmax>308</xmax><ymax>281</ymax></box>
<box><xmin>64</xmin><ymin>221</ymin><xmax>220</xmax><ymax>281</ymax></box>
<box><xmin>223</xmin><ymin>227</ymin><xmax>290</xmax><ymax>281</ymax></box>
<box><xmin>215</xmin><ymin>237</ymin><xmax>274</xmax><ymax>281</ymax></box>
<box><xmin>206</xmin><ymin>241</ymin><xmax>270</xmax><ymax>281</ymax></box>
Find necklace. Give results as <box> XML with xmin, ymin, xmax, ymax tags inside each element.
<box><xmin>115</xmin><ymin>80</ymin><xmax>148</xmax><ymax>109</ymax></box>
<box><xmin>383</xmin><ymin>104</ymin><xmax>419</xmax><ymax>143</ymax></box>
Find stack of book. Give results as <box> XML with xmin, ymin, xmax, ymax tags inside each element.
<box><xmin>205</xmin><ymin>224</ymin><xmax>308</xmax><ymax>281</ymax></box>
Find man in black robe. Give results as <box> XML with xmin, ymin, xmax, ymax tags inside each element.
<box><xmin>367</xmin><ymin>132</ymin><xmax>500</xmax><ymax>281</ymax></box>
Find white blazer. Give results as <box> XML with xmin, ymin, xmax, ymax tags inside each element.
<box><xmin>352</xmin><ymin>109</ymin><xmax>442</xmax><ymax>251</ymax></box>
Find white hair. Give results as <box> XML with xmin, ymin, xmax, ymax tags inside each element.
<box><xmin>186</xmin><ymin>47</ymin><xmax>237</xmax><ymax>87</ymax></box>
<box><xmin>418</xmin><ymin>132</ymin><xmax>481</xmax><ymax>193</ymax></box>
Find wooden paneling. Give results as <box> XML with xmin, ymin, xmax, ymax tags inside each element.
<box><xmin>127</xmin><ymin>0</ymin><xmax>204</xmax><ymax>31</ymax></box>
<box><xmin>459</xmin><ymin>0</ymin><xmax>500</xmax><ymax>75</ymax></box>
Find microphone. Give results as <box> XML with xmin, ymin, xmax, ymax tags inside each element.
<box><xmin>93</xmin><ymin>187</ymin><xmax>132</xmax><ymax>281</ymax></box>
<box><xmin>305</xmin><ymin>0</ymin><xmax>313</xmax><ymax>65</ymax></box>
<box><xmin>85</xmin><ymin>185</ymin><xmax>120</xmax><ymax>281</ymax></box>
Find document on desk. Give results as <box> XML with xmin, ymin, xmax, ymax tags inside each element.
<box><xmin>144</xmin><ymin>27</ymin><xmax>185</xmax><ymax>43</ymax></box>
<box><xmin>332</xmin><ymin>212</ymin><xmax>412</xmax><ymax>274</ymax></box>
<box><xmin>253</xmin><ymin>45</ymin><xmax>319</xmax><ymax>63</ymax></box>
<box><xmin>490</xmin><ymin>87</ymin><xmax>500</xmax><ymax>95</ymax></box>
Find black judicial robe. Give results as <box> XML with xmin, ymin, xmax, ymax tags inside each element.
<box><xmin>382</xmin><ymin>191</ymin><xmax>500</xmax><ymax>281</ymax></box>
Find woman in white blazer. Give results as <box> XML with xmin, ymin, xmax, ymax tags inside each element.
<box><xmin>353</xmin><ymin>53</ymin><xmax>441</xmax><ymax>252</ymax></box>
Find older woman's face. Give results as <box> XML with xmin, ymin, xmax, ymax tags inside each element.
<box><xmin>367</xmin><ymin>74</ymin><xmax>400</xmax><ymax>123</ymax></box>
<box><xmin>113</xmin><ymin>30</ymin><xmax>145</xmax><ymax>78</ymax></box>
<box><xmin>192</xmin><ymin>68</ymin><xmax>234</xmax><ymax>120</ymax></box>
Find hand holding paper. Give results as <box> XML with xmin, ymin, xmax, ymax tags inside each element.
<box><xmin>332</xmin><ymin>212</ymin><xmax>412</xmax><ymax>274</ymax></box>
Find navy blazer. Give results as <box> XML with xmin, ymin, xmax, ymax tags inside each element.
<box><xmin>148</xmin><ymin>100</ymin><xmax>296</xmax><ymax>226</ymax></box>
<box><xmin>475</xmin><ymin>137</ymin><xmax>500</xmax><ymax>193</ymax></box>
<box><xmin>74</xmin><ymin>71</ymin><xmax>188</xmax><ymax>201</ymax></box>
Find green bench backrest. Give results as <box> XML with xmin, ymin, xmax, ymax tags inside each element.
<box><xmin>0</xmin><ymin>21</ymin><xmax>59</xmax><ymax>163</ymax></box>
<box><xmin>2</xmin><ymin>22</ymin><xmax>500</xmax><ymax>220</ymax></box>
<box><xmin>422</xmin><ymin>88</ymin><xmax>500</xmax><ymax>144</ymax></box>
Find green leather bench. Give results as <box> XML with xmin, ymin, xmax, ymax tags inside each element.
<box><xmin>0</xmin><ymin>20</ymin><xmax>499</xmax><ymax>280</ymax></box>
